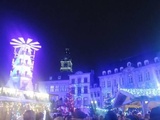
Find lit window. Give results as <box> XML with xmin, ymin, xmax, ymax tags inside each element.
<box><xmin>138</xmin><ymin>74</ymin><xmax>143</xmax><ymax>82</ymax></box>
<box><xmin>50</xmin><ymin>86</ymin><xmax>54</xmax><ymax>92</ymax></box>
<box><xmin>146</xmin><ymin>72</ymin><xmax>150</xmax><ymax>80</ymax></box>
<box><xmin>128</xmin><ymin>75</ymin><xmax>133</xmax><ymax>83</ymax></box>
<box><xmin>107</xmin><ymin>81</ymin><xmax>111</xmax><ymax>87</ymax></box>
<box><xmin>60</xmin><ymin>86</ymin><xmax>65</xmax><ymax>92</ymax></box>
<box><xmin>55</xmin><ymin>86</ymin><xmax>59</xmax><ymax>92</ymax></box>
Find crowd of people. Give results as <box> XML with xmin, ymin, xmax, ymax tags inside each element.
<box><xmin>18</xmin><ymin>106</ymin><xmax>160</xmax><ymax>120</ymax></box>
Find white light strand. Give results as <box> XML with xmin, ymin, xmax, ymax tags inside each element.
<box><xmin>120</xmin><ymin>88</ymin><xmax>160</xmax><ymax>97</ymax></box>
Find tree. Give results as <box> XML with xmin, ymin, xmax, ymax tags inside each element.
<box><xmin>65</xmin><ymin>87</ymin><xmax>74</xmax><ymax>113</ymax></box>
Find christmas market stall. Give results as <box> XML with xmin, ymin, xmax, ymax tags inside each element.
<box><xmin>0</xmin><ymin>87</ymin><xmax>50</xmax><ymax>120</ymax></box>
<box><xmin>114</xmin><ymin>88</ymin><xmax>160</xmax><ymax>115</ymax></box>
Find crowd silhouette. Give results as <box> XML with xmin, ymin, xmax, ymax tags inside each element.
<box><xmin>20</xmin><ymin>106</ymin><xmax>160</xmax><ymax>120</ymax></box>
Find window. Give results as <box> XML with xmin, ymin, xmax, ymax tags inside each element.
<box><xmin>113</xmin><ymin>79</ymin><xmax>117</xmax><ymax>86</ymax></box>
<box><xmin>107</xmin><ymin>81</ymin><xmax>111</xmax><ymax>87</ymax></box>
<box><xmin>64</xmin><ymin>86</ymin><xmax>68</xmax><ymax>92</ymax></box>
<box><xmin>71</xmin><ymin>87</ymin><xmax>75</xmax><ymax>94</ymax></box>
<box><xmin>64</xmin><ymin>62</ymin><xmax>68</xmax><ymax>67</ymax></box>
<box><xmin>97</xmin><ymin>92</ymin><xmax>100</xmax><ymax>97</ymax></box>
<box><xmin>55</xmin><ymin>86</ymin><xmax>59</xmax><ymax>92</ymax></box>
<box><xmin>128</xmin><ymin>75</ymin><xmax>133</xmax><ymax>83</ymax></box>
<box><xmin>84</xmin><ymin>77</ymin><xmax>88</xmax><ymax>83</ymax></box>
<box><xmin>101</xmin><ymin>81</ymin><xmax>105</xmax><ymax>87</ymax></box>
<box><xmin>78</xmin><ymin>78</ymin><xmax>81</xmax><ymax>84</ymax></box>
<box><xmin>50</xmin><ymin>86</ymin><xmax>54</xmax><ymax>92</ymax></box>
<box><xmin>77</xmin><ymin>97</ymin><xmax>82</xmax><ymax>107</ymax></box>
<box><xmin>138</xmin><ymin>74</ymin><xmax>143</xmax><ymax>82</ymax></box>
<box><xmin>94</xmin><ymin>92</ymin><xmax>97</xmax><ymax>97</ymax></box>
<box><xmin>83</xmin><ymin>97</ymin><xmax>88</xmax><ymax>106</ymax></box>
<box><xmin>84</xmin><ymin>86</ymin><xmax>88</xmax><ymax>94</ymax></box>
<box><xmin>120</xmin><ymin>77</ymin><xmax>124</xmax><ymax>85</ymax></box>
<box><xmin>146</xmin><ymin>72</ymin><xmax>150</xmax><ymax>80</ymax></box>
<box><xmin>59</xmin><ymin>86</ymin><xmax>65</xmax><ymax>92</ymax></box>
<box><xmin>78</xmin><ymin>87</ymin><xmax>81</xmax><ymax>96</ymax></box>
<box><xmin>71</xmin><ymin>79</ymin><xmax>75</xmax><ymax>84</ymax></box>
<box><xmin>91</xmin><ymin>93</ymin><xmax>93</xmax><ymax>97</ymax></box>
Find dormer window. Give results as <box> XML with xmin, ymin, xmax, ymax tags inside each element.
<box><xmin>120</xmin><ymin>67</ymin><xmax>124</xmax><ymax>71</ymax></box>
<box><xmin>102</xmin><ymin>71</ymin><xmax>106</xmax><ymax>75</ymax></box>
<box><xmin>144</xmin><ymin>60</ymin><xmax>149</xmax><ymax>65</ymax></box>
<box><xmin>137</xmin><ymin>62</ymin><xmax>142</xmax><ymax>67</ymax></box>
<box><xmin>127</xmin><ymin>62</ymin><xmax>131</xmax><ymax>67</ymax></box>
<box><xmin>114</xmin><ymin>68</ymin><xmax>118</xmax><ymax>73</ymax></box>
<box><xmin>154</xmin><ymin>57</ymin><xmax>159</xmax><ymax>63</ymax></box>
<box><xmin>107</xmin><ymin>70</ymin><xmax>112</xmax><ymax>75</ymax></box>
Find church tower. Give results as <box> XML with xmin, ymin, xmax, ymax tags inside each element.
<box><xmin>60</xmin><ymin>48</ymin><xmax>73</xmax><ymax>72</ymax></box>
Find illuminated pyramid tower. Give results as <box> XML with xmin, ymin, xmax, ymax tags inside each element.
<box><xmin>7</xmin><ymin>37</ymin><xmax>41</xmax><ymax>91</ymax></box>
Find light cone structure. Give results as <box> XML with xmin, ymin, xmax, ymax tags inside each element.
<box><xmin>7</xmin><ymin>37</ymin><xmax>41</xmax><ymax>91</ymax></box>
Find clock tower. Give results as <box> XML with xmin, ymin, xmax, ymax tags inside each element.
<box><xmin>60</xmin><ymin>48</ymin><xmax>73</xmax><ymax>72</ymax></box>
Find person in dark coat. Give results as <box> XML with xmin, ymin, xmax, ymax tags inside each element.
<box><xmin>104</xmin><ymin>111</ymin><xmax>118</xmax><ymax>120</ymax></box>
<box><xmin>150</xmin><ymin>106</ymin><xmax>160</xmax><ymax>120</ymax></box>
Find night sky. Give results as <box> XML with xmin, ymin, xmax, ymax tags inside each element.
<box><xmin>0</xmin><ymin>1</ymin><xmax>160</xmax><ymax>82</ymax></box>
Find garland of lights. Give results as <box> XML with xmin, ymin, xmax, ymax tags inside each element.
<box><xmin>0</xmin><ymin>87</ymin><xmax>50</xmax><ymax>102</ymax></box>
<box><xmin>120</xmin><ymin>88</ymin><xmax>160</xmax><ymax>97</ymax></box>
<box><xmin>0</xmin><ymin>101</ymin><xmax>50</xmax><ymax>120</ymax></box>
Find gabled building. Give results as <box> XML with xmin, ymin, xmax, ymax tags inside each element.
<box><xmin>98</xmin><ymin>57</ymin><xmax>160</xmax><ymax>108</ymax></box>
<box><xmin>69</xmin><ymin>71</ymin><xmax>94</xmax><ymax>108</ymax></box>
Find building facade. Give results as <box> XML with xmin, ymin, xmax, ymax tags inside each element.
<box><xmin>90</xmin><ymin>84</ymin><xmax>102</xmax><ymax>108</ymax></box>
<box><xmin>69</xmin><ymin>71</ymin><xmax>94</xmax><ymax>108</ymax></box>
<box><xmin>38</xmin><ymin>71</ymin><xmax>95</xmax><ymax>113</ymax></box>
<box><xmin>99</xmin><ymin>57</ymin><xmax>160</xmax><ymax>107</ymax></box>
<box><xmin>38</xmin><ymin>79</ymin><xmax>69</xmax><ymax>102</ymax></box>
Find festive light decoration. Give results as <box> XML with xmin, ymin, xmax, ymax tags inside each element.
<box><xmin>8</xmin><ymin>37</ymin><xmax>41</xmax><ymax>91</ymax></box>
<box><xmin>0</xmin><ymin>38</ymin><xmax>50</xmax><ymax>120</ymax></box>
<box><xmin>0</xmin><ymin>101</ymin><xmax>50</xmax><ymax>120</ymax></box>
<box><xmin>65</xmin><ymin>87</ymin><xmax>74</xmax><ymax>113</ymax></box>
<box><xmin>0</xmin><ymin>87</ymin><xmax>49</xmax><ymax>102</ymax></box>
<box><xmin>120</xmin><ymin>88</ymin><xmax>160</xmax><ymax>97</ymax></box>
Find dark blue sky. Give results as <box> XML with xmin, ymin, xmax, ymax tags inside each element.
<box><xmin>0</xmin><ymin>1</ymin><xmax>160</xmax><ymax>83</ymax></box>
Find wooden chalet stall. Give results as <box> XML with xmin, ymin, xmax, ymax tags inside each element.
<box><xmin>114</xmin><ymin>88</ymin><xmax>160</xmax><ymax>115</ymax></box>
<box><xmin>0</xmin><ymin>87</ymin><xmax>50</xmax><ymax>120</ymax></box>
